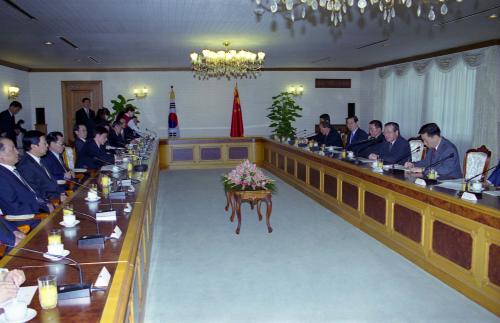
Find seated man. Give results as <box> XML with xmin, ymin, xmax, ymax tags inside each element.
<box><xmin>17</xmin><ymin>131</ymin><xmax>62</xmax><ymax>200</ymax></box>
<box><xmin>78</xmin><ymin>125</ymin><xmax>115</xmax><ymax>169</ymax></box>
<box><xmin>405</xmin><ymin>123</ymin><xmax>462</xmax><ymax>179</ymax></box>
<box><xmin>357</xmin><ymin>120</ymin><xmax>385</xmax><ymax>158</ymax></box>
<box><xmin>0</xmin><ymin>137</ymin><xmax>51</xmax><ymax>215</ymax></box>
<box><xmin>73</xmin><ymin>124</ymin><xmax>87</xmax><ymax>168</ymax></box>
<box><xmin>369</xmin><ymin>122</ymin><xmax>411</xmax><ymax>165</ymax></box>
<box><xmin>345</xmin><ymin>115</ymin><xmax>368</xmax><ymax>153</ymax></box>
<box><xmin>108</xmin><ymin>121</ymin><xmax>126</xmax><ymax>148</ymax></box>
<box><xmin>308</xmin><ymin>114</ymin><xmax>343</xmax><ymax>147</ymax></box>
<box><xmin>488</xmin><ymin>160</ymin><xmax>500</xmax><ymax>186</ymax></box>
<box><xmin>42</xmin><ymin>132</ymin><xmax>73</xmax><ymax>186</ymax></box>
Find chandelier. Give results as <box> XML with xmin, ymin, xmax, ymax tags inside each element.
<box><xmin>190</xmin><ymin>42</ymin><xmax>266</xmax><ymax>80</ymax></box>
<box><xmin>254</xmin><ymin>0</ymin><xmax>463</xmax><ymax>26</ymax></box>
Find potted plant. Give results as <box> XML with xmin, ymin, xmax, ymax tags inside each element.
<box><xmin>110</xmin><ymin>95</ymin><xmax>139</xmax><ymax>120</ymax></box>
<box><xmin>266</xmin><ymin>92</ymin><xmax>302</xmax><ymax>141</ymax></box>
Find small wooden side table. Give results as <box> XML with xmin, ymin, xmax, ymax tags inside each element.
<box><xmin>225</xmin><ymin>190</ymin><xmax>273</xmax><ymax>234</ymax></box>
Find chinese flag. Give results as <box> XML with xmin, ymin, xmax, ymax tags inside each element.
<box><xmin>230</xmin><ymin>84</ymin><xmax>244</xmax><ymax>137</ymax></box>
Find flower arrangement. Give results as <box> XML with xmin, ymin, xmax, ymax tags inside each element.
<box><xmin>222</xmin><ymin>160</ymin><xmax>276</xmax><ymax>193</ymax></box>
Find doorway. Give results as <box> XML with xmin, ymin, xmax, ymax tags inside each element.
<box><xmin>61</xmin><ymin>80</ymin><xmax>103</xmax><ymax>143</ymax></box>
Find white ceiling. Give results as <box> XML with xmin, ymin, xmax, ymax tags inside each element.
<box><xmin>0</xmin><ymin>0</ymin><xmax>499</xmax><ymax>69</ymax></box>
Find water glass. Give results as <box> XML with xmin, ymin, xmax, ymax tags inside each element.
<box><xmin>38</xmin><ymin>275</ymin><xmax>58</xmax><ymax>310</ymax></box>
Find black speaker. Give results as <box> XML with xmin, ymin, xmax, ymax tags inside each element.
<box><xmin>347</xmin><ymin>103</ymin><xmax>355</xmax><ymax>118</ymax></box>
<box><xmin>35</xmin><ymin>107</ymin><xmax>45</xmax><ymax>124</ymax></box>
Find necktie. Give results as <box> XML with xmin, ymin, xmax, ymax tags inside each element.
<box><xmin>349</xmin><ymin>133</ymin><xmax>354</xmax><ymax>144</ymax></box>
<box><xmin>58</xmin><ymin>154</ymin><xmax>68</xmax><ymax>171</ymax></box>
<box><xmin>389</xmin><ymin>142</ymin><xmax>393</xmax><ymax>152</ymax></box>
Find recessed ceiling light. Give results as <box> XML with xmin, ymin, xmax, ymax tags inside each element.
<box><xmin>489</xmin><ymin>13</ymin><xmax>498</xmax><ymax>19</ymax></box>
<box><xmin>44</xmin><ymin>41</ymin><xmax>53</xmax><ymax>45</ymax></box>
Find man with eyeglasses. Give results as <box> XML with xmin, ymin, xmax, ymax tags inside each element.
<box><xmin>368</xmin><ymin>122</ymin><xmax>411</xmax><ymax>165</ymax></box>
<box><xmin>42</xmin><ymin>132</ymin><xmax>74</xmax><ymax>186</ymax></box>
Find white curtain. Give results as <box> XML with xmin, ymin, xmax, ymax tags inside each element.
<box><xmin>423</xmin><ymin>60</ymin><xmax>476</xmax><ymax>158</ymax></box>
<box><xmin>375</xmin><ymin>46</ymin><xmax>499</xmax><ymax>165</ymax></box>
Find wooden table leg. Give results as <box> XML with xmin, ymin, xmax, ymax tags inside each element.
<box><xmin>256</xmin><ymin>200</ymin><xmax>263</xmax><ymax>221</ymax></box>
<box><xmin>224</xmin><ymin>191</ymin><xmax>230</xmax><ymax>211</ymax></box>
<box><xmin>235</xmin><ymin>196</ymin><xmax>242</xmax><ymax>235</ymax></box>
<box><xmin>265</xmin><ymin>195</ymin><xmax>273</xmax><ymax>233</ymax></box>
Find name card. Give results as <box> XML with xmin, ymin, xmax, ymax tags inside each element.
<box><xmin>96</xmin><ymin>210</ymin><xmax>117</xmax><ymax>222</ymax></box>
<box><xmin>415</xmin><ymin>178</ymin><xmax>427</xmax><ymax>187</ymax></box>
<box><xmin>94</xmin><ymin>267</ymin><xmax>111</xmax><ymax>288</ymax></box>
<box><xmin>120</xmin><ymin>179</ymin><xmax>132</xmax><ymax>187</ymax></box>
<box><xmin>110</xmin><ymin>226</ymin><xmax>122</xmax><ymax>240</ymax></box>
<box><xmin>461</xmin><ymin>192</ymin><xmax>477</xmax><ymax>202</ymax></box>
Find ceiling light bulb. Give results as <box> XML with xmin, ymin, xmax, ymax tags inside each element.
<box><xmin>358</xmin><ymin>0</ymin><xmax>367</xmax><ymax>9</ymax></box>
<box><xmin>440</xmin><ymin>3</ymin><xmax>448</xmax><ymax>15</ymax></box>
<box><xmin>428</xmin><ymin>6</ymin><xmax>435</xmax><ymax>20</ymax></box>
<box><xmin>302</xmin><ymin>6</ymin><xmax>306</xmax><ymax>18</ymax></box>
<box><xmin>320</xmin><ymin>0</ymin><xmax>327</xmax><ymax>7</ymax></box>
<box><xmin>286</xmin><ymin>0</ymin><xmax>293</xmax><ymax>10</ymax></box>
<box><xmin>255</xmin><ymin>0</ymin><xmax>261</xmax><ymax>4</ymax></box>
<box><xmin>406</xmin><ymin>0</ymin><xmax>411</xmax><ymax>8</ymax></box>
<box><xmin>271</xmin><ymin>1</ymin><xmax>278</xmax><ymax>12</ymax></box>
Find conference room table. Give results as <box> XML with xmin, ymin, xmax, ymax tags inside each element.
<box><xmin>0</xmin><ymin>140</ymin><xmax>159</xmax><ymax>323</ymax></box>
<box><xmin>259</xmin><ymin>138</ymin><xmax>500</xmax><ymax>316</ymax></box>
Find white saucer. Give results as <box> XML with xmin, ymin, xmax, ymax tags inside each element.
<box><xmin>85</xmin><ymin>196</ymin><xmax>101</xmax><ymax>202</ymax></box>
<box><xmin>0</xmin><ymin>308</ymin><xmax>37</xmax><ymax>323</ymax></box>
<box><xmin>372</xmin><ymin>168</ymin><xmax>383</xmax><ymax>173</ymax></box>
<box><xmin>43</xmin><ymin>249</ymin><xmax>70</xmax><ymax>261</ymax></box>
<box><xmin>59</xmin><ymin>220</ymin><xmax>80</xmax><ymax>228</ymax></box>
<box><xmin>73</xmin><ymin>168</ymin><xmax>87</xmax><ymax>173</ymax></box>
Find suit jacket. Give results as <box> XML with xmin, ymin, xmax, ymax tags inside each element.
<box><xmin>346</xmin><ymin>128</ymin><xmax>369</xmax><ymax>155</ymax></box>
<box><xmin>309</xmin><ymin>129</ymin><xmax>343</xmax><ymax>147</ymax></box>
<box><xmin>414</xmin><ymin>137</ymin><xmax>462</xmax><ymax>179</ymax></box>
<box><xmin>488</xmin><ymin>160</ymin><xmax>500</xmax><ymax>186</ymax></box>
<box><xmin>378</xmin><ymin>136</ymin><xmax>411</xmax><ymax>165</ymax></box>
<box><xmin>42</xmin><ymin>151</ymin><xmax>68</xmax><ymax>182</ymax></box>
<box><xmin>0</xmin><ymin>217</ymin><xmax>17</xmax><ymax>247</ymax></box>
<box><xmin>108</xmin><ymin>130</ymin><xmax>126</xmax><ymax>148</ymax></box>
<box><xmin>17</xmin><ymin>154</ymin><xmax>62</xmax><ymax>199</ymax></box>
<box><xmin>124</xmin><ymin>126</ymin><xmax>139</xmax><ymax>141</ymax></box>
<box><xmin>357</xmin><ymin>135</ymin><xmax>386</xmax><ymax>158</ymax></box>
<box><xmin>0</xmin><ymin>165</ymin><xmax>45</xmax><ymax>215</ymax></box>
<box><xmin>75</xmin><ymin>108</ymin><xmax>96</xmax><ymax>137</ymax></box>
<box><xmin>0</xmin><ymin>109</ymin><xmax>16</xmax><ymax>146</ymax></box>
<box><xmin>74</xmin><ymin>138</ymin><xmax>86</xmax><ymax>168</ymax></box>
<box><xmin>78</xmin><ymin>140</ymin><xmax>114</xmax><ymax>170</ymax></box>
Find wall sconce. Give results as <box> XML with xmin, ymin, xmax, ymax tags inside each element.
<box><xmin>7</xmin><ymin>86</ymin><xmax>20</xmax><ymax>100</ymax></box>
<box><xmin>287</xmin><ymin>85</ymin><xmax>304</xmax><ymax>96</ymax></box>
<box><xmin>133</xmin><ymin>87</ymin><xmax>149</xmax><ymax>98</ymax></box>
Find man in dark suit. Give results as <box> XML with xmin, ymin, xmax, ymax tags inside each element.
<box><xmin>369</xmin><ymin>122</ymin><xmax>411</xmax><ymax>165</ymax></box>
<box><xmin>488</xmin><ymin>160</ymin><xmax>500</xmax><ymax>186</ymax></box>
<box><xmin>308</xmin><ymin>114</ymin><xmax>343</xmax><ymax>147</ymax></box>
<box><xmin>0</xmin><ymin>137</ymin><xmax>51</xmax><ymax>216</ymax></box>
<box><xmin>108</xmin><ymin>121</ymin><xmax>126</xmax><ymax>148</ymax></box>
<box><xmin>77</xmin><ymin>126</ymin><xmax>115</xmax><ymax>169</ymax></box>
<box><xmin>75</xmin><ymin>97</ymin><xmax>96</xmax><ymax>138</ymax></box>
<box><xmin>405</xmin><ymin>123</ymin><xmax>462</xmax><ymax>179</ymax></box>
<box><xmin>42</xmin><ymin>132</ymin><xmax>73</xmax><ymax>186</ymax></box>
<box><xmin>17</xmin><ymin>131</ymin><xmax>63</xmax><ymax>200</ymax></box>
<box><xmin>0</xmin><ymin>101</ymin><xmax>22</xmax><ymax>147</ymax></box>
<box><xmin>73</xmin><ymin>124</ymin><xmax>87</xmax><ymax>168</ymax></box>
<box><xmin>357</xmin><ymin>120</ymin><xmax>386</xmax><ymax>158</ymax></box>
<box><xmin>345</xmin><ymin>115</ymin><xmax>368</xmax><ymax>153</ymax></box>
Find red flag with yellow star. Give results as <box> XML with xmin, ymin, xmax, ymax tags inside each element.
<box><xmin>230</xmin><ymin>84</ymin><xmax>244</xmax><ymax>137</ymax></box>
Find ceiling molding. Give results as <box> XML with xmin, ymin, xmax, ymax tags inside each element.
<box><xmin>1</xmin><ymin>39</ymin><xmax>499</xmax><ymax>73</ymax></box>
<box><xmin>359</xmin><ymin>39</ymin><xmax>500</xmax><ymax>70</ymax></box>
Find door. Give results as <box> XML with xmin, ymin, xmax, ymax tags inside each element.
<box><xmin>61</xmin><ymin>81</ymin><xmax>103</xmax><ymax>144</ymax></box>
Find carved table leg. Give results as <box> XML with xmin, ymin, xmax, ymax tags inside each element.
<box><xmin>265</xmin><ymin>195</ymin><xmax>273</xmax><ymax>233</ymax></box>
<box><xmin>224</xmin><ymin>191</ymin><xmax>230</xmax><ymax>211</ymax></box>
<box><xmin>229</xmin><ymin>192</ymin><xmax>236</xmax><ymax>222</ymax></box>
<box><xmin>236</xmin><ymin>196</ymin><xmax>242</xmax><ymax>235</ymax></box>
<box><xmin>256</xmin><ymin>200</ymin><xmax>263</xmax><ymax>221</ymax></box>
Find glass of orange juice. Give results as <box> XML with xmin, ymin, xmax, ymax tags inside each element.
<box><xmin>38</xmin><ymin>275</ymin><xmax>58</xmax><ymax>309</ymax></box>
<box><xmin>48</xmin><ymin>229</ymin><xmax>62</xmax><ymax>245</ymax></box>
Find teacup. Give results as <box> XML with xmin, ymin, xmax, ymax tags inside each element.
<box><xmin>47</xmin><ymin>243</ymin><xmax>64</xmax><ymax>256</ymax></box>
<box><xmin>471</xmin><ymin>181</ymin><xmax>482</xmax><ymax>191</ymax></box>
<box><xmin>63</xmin><ymin>214</ymin><xmax>76</xmax><ymax>226</ymax></box>
<box><xmin>3</xmin><ymin>300</ymin><xmax>27</xmax><ymax>321</ymax></box>
<box><xmin>87</xmin><ymin>191</ymin><xmax>98</xmax><ymax>200</ymax></box>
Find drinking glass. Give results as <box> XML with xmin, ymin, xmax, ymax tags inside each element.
<box><xmin>48</xmin><ymin>229</ymin><xmax>62</xmax><ymax>245</ymax></box>
<box><xmin>38</xmin><ymin>275</ymin><xmax>58</xmax><ymax>310</ymax></box>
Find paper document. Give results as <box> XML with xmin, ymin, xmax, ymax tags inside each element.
<box><xmin>17</xmin><ymin>286</ymin><xmax>38</xmax><ymax>305</ymax></box>
<box><xmin>483</xmin><ymin>190</ymin><xmax>500</xmax><ymax>197</ymax></box>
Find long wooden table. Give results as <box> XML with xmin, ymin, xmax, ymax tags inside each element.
<box><xmin>0</xmin><ymin>140</ymin><xmax>159</xmax><ymax>322</ymax></box>
<box><xmin>260</xmin><ymin>138</ymin><xmax>500</xmax><ymax>316</ymax></box>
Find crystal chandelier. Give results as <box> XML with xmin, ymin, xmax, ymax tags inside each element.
<box><xmin>255</xmin><ymin>0</ymin><xmax>463</xmax><ymax>26</ymax></box>
<box><xmin>189</xmin><ymin>42</ymin><xmax>266</xmax><ymax>80</ymax></box>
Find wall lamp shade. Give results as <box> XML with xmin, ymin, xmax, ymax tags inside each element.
<box><xmin>7</xmin><ymin>86</ymin><xmax>20</xmax><ymax>100</ymax></box>
<box><xmin>133</xmin><ymin>87</ymin><xmax>149</xmax><ymax>98</ymax></box>
<box><xmin>287</xmin><ymin>85</ymin><xmax>304</xmax><ymax>96</ymax></box>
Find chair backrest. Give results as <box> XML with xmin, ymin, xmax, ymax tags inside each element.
<box><xmin>464</xmin><ymin>145</ymin><xmax>491</xmax><ymax>181</ymax></box>
<box><xmin>63</xmin><ymin>146</ymin><xmax>76</xmax><ymax>170</ymax></box>
<box><xmin>408</xmin><ymin>138</ymin><xmax>425</xmax><ymax>162</ymax></box>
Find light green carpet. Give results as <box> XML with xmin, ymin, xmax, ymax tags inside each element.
<box><xmin>144</xmin><ymin>169</ymin><xmax>498</xmax><ymax>323</ymax></box>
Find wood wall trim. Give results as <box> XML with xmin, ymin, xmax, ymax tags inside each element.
<box><xmin>1</xmin><ymin>39</ymin><xmax>498</xmax><ymax>73</ymax></box>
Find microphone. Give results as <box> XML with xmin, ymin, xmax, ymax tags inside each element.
<box><xmin>347</xmin><ymin>135</ymin><xmax>383</xmax><ymax>148</ymax></box>
<box><xmin>464</xmin><ymin>164</ymin><xmax>499</xmax><ymax>186</ymax></box>
<box><xmin>65</xmin><ymin>178</ymin><xmax>117</xmax><ymax>212</ymax></box>
<box><xmin>0</xmin><ymin>242</ymin><xmax>91</xmax><ymax>300</ymax></box>
<box><xmin>94</xmin><ymin>157</ymin><xmax>141</xmax><ymax>183</ymax></box>
<box><xmin>145</xmin><ymin>128</ymin><xmax>158</xmax><ymax>138</ymax></box>
<box><xmin>424</xmin><ymin>153</ymin><xmax>455</xmax><ymax>171</ymax></box>
<box><xmin>72</xmin><ymin>210</ymin><xmax>106</xmax><ymax>248</ymax></box>
<box><xmin>394</xmin><ymin>146</ymin><xmax>421</xmax><ymax>165</ymax></box>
